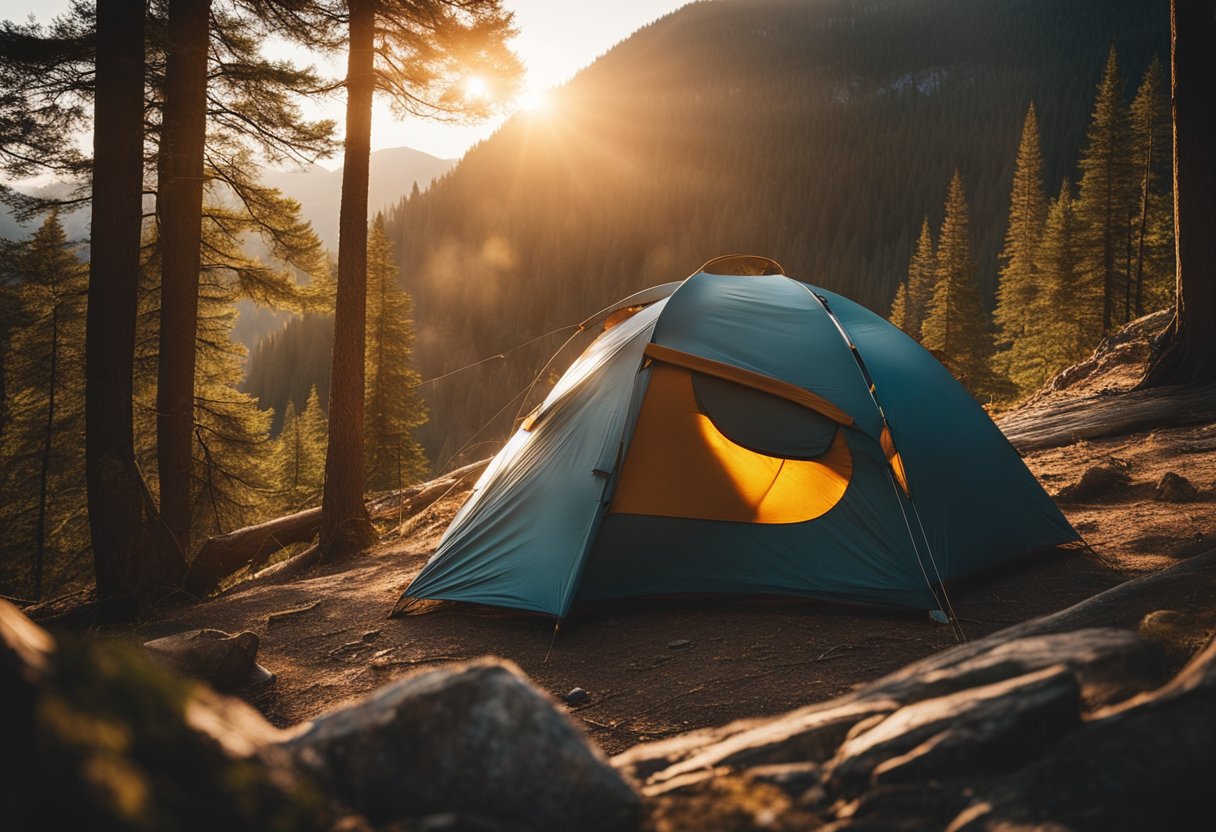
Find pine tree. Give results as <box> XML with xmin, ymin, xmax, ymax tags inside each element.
<box><xmin>0</xmin><ymin>215</ymin><xmax>89</xmax><ymax>601</ymax></box>
<box><xmin>319</xmin><ymin>0</ymin><xmax>521</xmax><ymax>559</ymax></box>
<box><xmin>276</xmin><ymin>386</ymin><xmax>328</xmax><ymax>512</ymax></box>
<box><xmin>1076</xmin><ymin>45</ymin><xmax>1136</xmax><ymax>332</ymax></box>
<box><xmin>88</xmin><ymin>0</ymin><xmax>175</xmax><ymax>607</ymax></box>
<box><xmin>1128</xmin><ymin>55</ymin><xmax>1173</xmax><ymax>317</ymax></box>
<box><xmin>888</xmin><ymin>280</ymin><xmax>909</xmax><ymax>331</ymax></box>
<box><xmin>890</xmin><ymin>218</ymin><xmax>935</xmax><ymax>340</ymax></box>
<box><xmin>364</xmin><ymin>218</ymin><xmax>428</xmax><ymax>493</ymax></box>
<box><xmin>1007</xmin><ymin>179</ymin><xmax>1088</xmax><ymax>392</ymax></box>
<box><xmin>993</xmin><ymin>103</ymin><xmax>1046</xmax><ymax>380</ymax></box>
<box><xmin>920</xmin><ymin>170</ymin><xmax>992</xmax><ymax>394</ymax></box>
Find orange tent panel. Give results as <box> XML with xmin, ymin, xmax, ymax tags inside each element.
<box><xmin>609</xmin><ymin>364</ymin><xmax>852</xmax><ymax>524</ymax></box>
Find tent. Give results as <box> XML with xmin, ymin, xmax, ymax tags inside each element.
<box><xmin>394</xmin><ymin>256</ymin><xmax>1079</xmax><ymax>618</ymax></box>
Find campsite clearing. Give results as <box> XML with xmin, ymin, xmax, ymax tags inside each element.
<box><xmin>135</xmin><ymin>410</ymin><xmax>1216</xmax><ymax>755</ymax></box>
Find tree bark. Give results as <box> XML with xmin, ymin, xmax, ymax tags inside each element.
<box><xmin>156</xmin><ymin>0</ymin><xmax>212</xmax><ymax>558</ymax></box>
<box><xmin>1140</xmin><ymin>0</ymin><xmax>1216</xmax><ymax>387</ymax></box>
<box><xmin>319</xmin><ymin>0</ymin><xmax>378</xmax><ymax>560</ymax></box>
<box><xmin>86</xmin><ymin>0</ymin><xmax>175</xmax><ymax>612</ymax></box>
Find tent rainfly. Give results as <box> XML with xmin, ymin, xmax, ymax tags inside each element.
<box><xmin>394</xmin><ymin>256</ymin><xmax>1079</xmax><ymax>619</ymax></box>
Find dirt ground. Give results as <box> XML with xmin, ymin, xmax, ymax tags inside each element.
<box><xmin>133</xmin><ymin>339</ymin><xmax>1216</xmax><ymax>756</ymax></box>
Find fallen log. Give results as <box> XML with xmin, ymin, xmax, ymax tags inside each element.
<box><xmin>998</xmin><ymin>382</ymin><xmax>1216</xmax><ymax>452</ymax></box>
<box><xmin>183</xmin><ymin>507</ymin><xmax>324</xmax><ymax>597</ymax></box>
<box><xmin>184</xmin><ymin>459</ymin><xmax>490</xmax><ymax>599</ymax></box>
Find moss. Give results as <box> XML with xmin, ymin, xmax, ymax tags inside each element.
<box><xmin>3</xmin><ymin>635</ymin><xmax>330</xmax><ymax>831</ymax></box>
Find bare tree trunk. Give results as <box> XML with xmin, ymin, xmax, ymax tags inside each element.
<box><xmin>156</xmin><ymin>0</ymin><xmax>212</xmax><ymax>558</ymax></box>
<box><xmin>319</xmin><ymin>0</ymin><xmax>377</xmax><ymax>560</ymax></box>
<box><xmin>87</xmin><ymin>0</ymin><xmax>178</xmax><ymax>611</ymax></box>
<box><xmin>1141</xmin><ymin>0</ymin><xmax>1216</xmax><ymax>387</ymax></box>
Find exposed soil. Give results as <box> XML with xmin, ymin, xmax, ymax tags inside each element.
<box><xmin>132</xmin><ymin>322</ymin><xmax>1216</xmax><ymax>756</ymax></box>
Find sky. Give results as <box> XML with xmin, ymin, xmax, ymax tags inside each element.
<box><xmin>5</xmin><ymin>0</ymin><xmax>692</xmax><ymax>166</ymax></box>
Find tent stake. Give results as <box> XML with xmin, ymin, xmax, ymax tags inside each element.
<box><xmin>544</xmin><ymin>619</ymin><xmax>561</xmax><ymax>665</ymax></box>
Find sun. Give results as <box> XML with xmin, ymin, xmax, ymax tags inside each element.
<box><xmin>463</xmin><ymin>76</ymin><xmax>489</xmax><ymax>100</ymax></box>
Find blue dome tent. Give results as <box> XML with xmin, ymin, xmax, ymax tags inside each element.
<box><xmin>394</xmin><ymin>256</ymin><xmax>1078</xmax><ymax>619</ymax></box>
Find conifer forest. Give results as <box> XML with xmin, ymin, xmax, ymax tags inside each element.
<box><xmin>0</xmin><ymin>0</ymin><xmax>1190</xmax><ymax>604</ymax></box>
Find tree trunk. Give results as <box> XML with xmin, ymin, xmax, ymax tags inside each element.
<box><xmin>319</xmin><ymin>0</ymin><xmax>377</xmax><ymax>560</ymax></box>
<box><xmin>87</xmin><ymin>0</ymin><xmax>179</xmax><ymax>611</ymax></box>
<box><xmin>1140</xmin><ymin>0</ymin><xmax>1216</xmax><ymax>387</ymax></box>
<box><xmin>156</xmin><ymin>0</ymin><xmax>212</xmax><ymax>557</ymax></box>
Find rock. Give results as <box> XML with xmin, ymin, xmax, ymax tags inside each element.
<box><xmin>743</xmin><ymin>762</ymin><xmax>821</xmax><ymax>798</ymax></box>
<box><xmin>1</xmin><ymin>602</ymin><xmax>324</xmax><ymax>831</ymax></box>
<box><xmin>1154</xmin><ymin>471</ymin><xmax>1199</xmax><ymax>502</ymax></box>
<box><xmin>634</xmin><ymin>698</ymin><xmax>897</xmax><ymax>792</ymax></box>
<box><xmin>865</xmin><ymin>628</ymin><xmax>1165</xmax><ymax>711</ymax></box>
<box><xmin>825</xmin><ymin>666</ymin><xmax>1081</xmax><ymax>796</ymax></box>
<box><xmin>565</xmin><ymin>686</ymin><xmax>589</xmax><ymax>705</ymax></box>
<box><xmin>1055</xmin><ymin>459</ymin><xmax>1130</xmax><ymax>502</ymax></box>
<box><xmin>949</xmin><ymin>636</ymin><xmax>1216</xmax><ymax>832</ymax></box>
<box><xmin>143</xmin><ymin>628</ymin><xmax>264</xmax><ymax>692</ymax></box>
<box><xmin>284</xmin><ymin>657</ymin><xmax>641</xmax><ymax>831</ymax></box>
<box><xmin>668</xmin><ymin>639</ymin><xmax>692</xmax><ymax>650</ymax></box>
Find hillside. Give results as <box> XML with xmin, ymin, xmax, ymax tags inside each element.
<box><xmin>363</xmin><ymin>0</ymin><xmax>1167</xmax><ymax>463</ymax></box>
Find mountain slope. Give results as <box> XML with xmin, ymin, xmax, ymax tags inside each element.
<box><xmin>321</xmin><ymin>0</ymin><xmax>1170</xmax><ymax>462</ymax></box>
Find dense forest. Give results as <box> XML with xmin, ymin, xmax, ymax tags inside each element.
<box><xmin>0</xmin><ymin>0</ymin><xmax>509</xmax><ymax>604</ymax></box>
<box><xmin>246</xmin><ymin>0</ymin><xmax>1169</xmax><ymax>463</ymax></box>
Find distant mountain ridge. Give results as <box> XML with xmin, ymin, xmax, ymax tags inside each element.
<box><xmin>263</xmin><ymin>146</ymin><xmax>455</xmax><ymax>251</ymax></box>
<box><xmin>1</xmin><ymin>146</ymin><xmax>453</xmax><ymax>254</ymax></box>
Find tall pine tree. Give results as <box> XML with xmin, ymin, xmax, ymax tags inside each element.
<box><xmin>364</xmin><ymin>218</ymin><xmax>428</xmax><ymax>493</ymax></box>
<box><xmin>993</xmin><ymin>103</ymin><xmax>1046</xmax><ymax>382</ymax></box>
<box><xmin>318</xmin><ymin>0</ymin><xmax>521</xmax><ymax>559</ymax></box>
<box><xmin>921</xmin><ymin>170</ymin><xmax>992</xmax><ymax>395</ymax></box>
<box><xmin>0</xmin><ymin>215</ymin><xmax>89</xmax><ymax>601</ymax></box>
<box><xmin>1076</xmin><ymin>46</ymin><xmax>1135</xmax><ymax>333</ymax></box>
<box><xmin>1128</xmin><ymin>55</ymin><xmax>1173</xmax><ymax>317</ymax></box>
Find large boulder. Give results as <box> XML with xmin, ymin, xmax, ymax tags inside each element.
<box><xmin>284</xmin><ymin>657</ymin><xmax>642</xmax><ymax>831</ymax></box>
